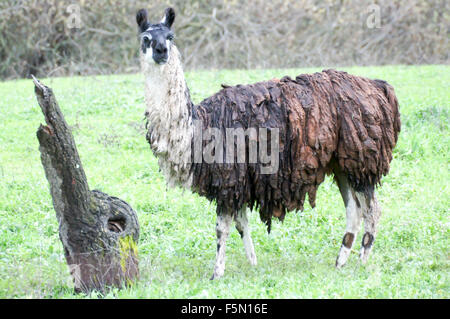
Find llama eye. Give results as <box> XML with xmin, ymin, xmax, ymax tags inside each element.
<box><xmin>167</xmin><ymin>34</ymin><xmax>174</xmax><ymax>41</ymax></box>
<box><xmin>143</xmin><ymin>36</ymin><xmax>151</xmax><ymax>47</ymax></box>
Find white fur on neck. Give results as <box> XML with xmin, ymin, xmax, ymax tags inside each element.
<box><xmin>141</xmin><ymin>43</ymin><xmax>193</xmax><ymax>188</ymax></box>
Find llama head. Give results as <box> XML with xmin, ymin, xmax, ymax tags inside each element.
<box><xmin>136</xmin><ymin>7</ymin><xmax>175</xmax><ymax>65</ymax></box>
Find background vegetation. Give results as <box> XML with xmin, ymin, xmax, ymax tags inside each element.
<box><xmin>0</xmin><ymin>0</ymin><xmax>448</xmax><ymax>79</ymax></box>
<box><xmin>0</xmin><ymin>65</ymin><xmax>448</xmax><ymax>298</ymax></box>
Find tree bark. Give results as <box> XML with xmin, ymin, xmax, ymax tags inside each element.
<box><xmin>33</xmin><ymin>76</ymin><xmax>139</xmax><ymax>294</ymax></box>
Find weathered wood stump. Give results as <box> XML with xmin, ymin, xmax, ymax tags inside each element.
<box><xmin>33</xmin><ymin>76</ymin><xmax>139</xmax><ymax>294</ymax></box>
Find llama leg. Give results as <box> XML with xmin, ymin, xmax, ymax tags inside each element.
<box><xmin>360</xmin><ymin>192</ymin><xmax>381</xmax><ymax>264</ymax></box>
<box><xmin>211</xmin><ymin>210</ymin><xmax>233</xmax><ymax>280</ymax></box>
<box><xmin>235</xmin><ymin>206</ymin><xmax>257</xmax><ymax>266</ymax></box>
<box><xmin>335</xmin><ymin>172</ymin><xmax>362</xmax><ymax>268</ymax></box>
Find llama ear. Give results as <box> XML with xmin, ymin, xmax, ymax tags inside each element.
<box><xmin>161</xmin><ymin>7</ymin><xmax>175</xmax><ymax>28</ymax></box>
<box><xmin>136</xmin><ymin>9</ymin><xmax>150</xmax><ymax>32</ymax></box>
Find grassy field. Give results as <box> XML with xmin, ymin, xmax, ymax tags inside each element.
<box><xmin>0</xmin><ymin>65</ymin><xmax>448</xmax><ymax>298</ymax></box>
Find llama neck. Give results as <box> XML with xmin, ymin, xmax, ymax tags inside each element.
<box><xmin>141</xmin><ymin>44</ymin><xmax>194</xmax><ymax>188</ymax></box>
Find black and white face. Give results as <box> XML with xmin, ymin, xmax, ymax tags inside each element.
<box><xmin>136</xmin><ymin>8</ymin><xmax>175</xmax><ymax>65</ymax></box>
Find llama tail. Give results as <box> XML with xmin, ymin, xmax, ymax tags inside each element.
<box><xmin>374</xmin><ymin>79</ymin><xmax>401</xmax><ymax>138</ymax></box>
<box><xmin>329</xmin><ymin>71</ymin><xmax>401</xmax><ymax>193</ymax></box>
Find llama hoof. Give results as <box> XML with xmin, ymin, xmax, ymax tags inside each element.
<box><xmin>359</xmin><ymin>247</ymin><xmax>370</xmax><ymax>264</ymax></box>
<box><xmin>335</xmin><ymin>246</ymin><xmax>351</xmax><ymax>269</ymax></box>
<box><xmin>210</xmin><ymin>266</ymin><xmax>225</xmax><ymax>280</ymax></box>
<box><xmin>335</xmin><ymin>260</ymin><xmax>345</xmax><ymax>269</ymax></box>
<box><xmin>210</xmin><ymin>271</ymin><xmax>224</xmax><ymax>280</ymax></box>
<box><xmin>248</xmin><ymin>254</ymin><xmax>257</xmax><ymax>266</ymax></box>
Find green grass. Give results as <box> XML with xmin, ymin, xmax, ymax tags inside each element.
<box><xmin>0</xmin><ymin>65</ymin><xmax>448</xmax><ymax>298</ymax></box>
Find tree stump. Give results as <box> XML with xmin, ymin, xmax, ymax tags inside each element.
<box><xmin>33</xmin><ymin>76</ymin><xmax>139</xmax><ymax>294</ymax></box>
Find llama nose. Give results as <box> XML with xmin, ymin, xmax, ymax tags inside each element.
<box><xmin>155</xmin><ymin>46</ymin><xmax>167</xmax><ymax>54</ymax></box>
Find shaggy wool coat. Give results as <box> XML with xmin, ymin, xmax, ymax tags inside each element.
<box><xmin>190</xmin><ymin>69</ymin><xmax>401</xmax><ymax>230</ymax></box>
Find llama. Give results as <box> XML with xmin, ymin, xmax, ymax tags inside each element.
<box><xmin>136</xmin><ymin>8</ymin><xmax>401</xmax><ymax>279</ymax></box>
